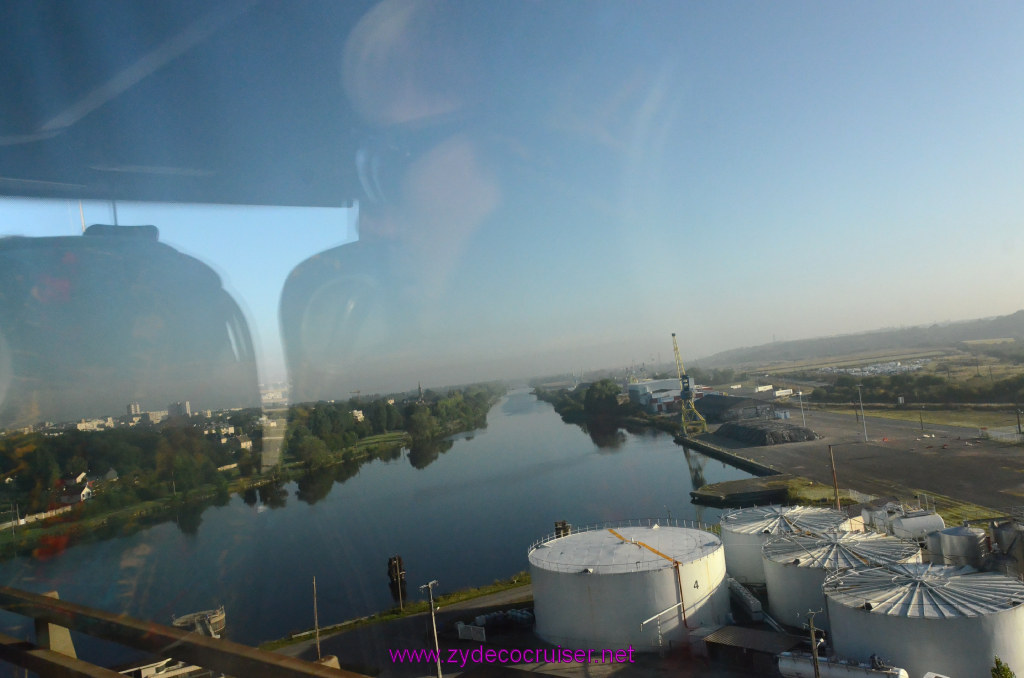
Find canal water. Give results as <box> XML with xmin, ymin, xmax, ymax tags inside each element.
<box><xmin>0</xmin><ymin>389</ymin><xmax>753</xmax><ymax>666</ymax></box>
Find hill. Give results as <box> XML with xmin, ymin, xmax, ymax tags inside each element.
<box><xmin>698</xmin><ymin>310</ymin><xmax>1024</xmax><ymax>368</ymax></box>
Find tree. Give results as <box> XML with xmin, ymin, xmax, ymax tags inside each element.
<box><xmin>407</xmin><ymin>406</ymin><xmax>440</xmax><ymax>444</ymax></box>
<box><xmin>993</xmin><ymin>656</ymin><xmax>1016</xmax><ymax>678</ymax></box>
<box><xmin>583</xmin><ymin>379</ymin><xmax>621</xmax><ymax>421</ymax></box>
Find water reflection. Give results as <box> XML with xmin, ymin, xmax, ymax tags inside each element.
<box><xmin>407</xmin><ymin>438</ymin><xmax>454</xmax><ymax>469</ymax></box>
<box><xmin>684</xmin><ymin>447</ymin><xmax>708</xmax><ymax>491</ymax></box>
<box><xmin>258</xmin><ymin>481</ymin><xmax>288</xmax><ymax>509</ymax></box>
<box><xmin>583</xmin><ymin>423</ymin><xmax>626</xmax><ymax>450</ymax></box>
<box><xmin>174</xmin><ymin>502</ymin><xmax>205</xmax><ymax>535</ymax></box>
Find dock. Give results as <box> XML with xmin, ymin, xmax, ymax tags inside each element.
<box><xmin>675</xmin><ymin>434</ymin><xmax>780</xmax><ymax>476</ymax></box>
<box><xmin>690</xmin><ymin>474</ymin><xmax>798</xmax><ymax>507</ymax></box>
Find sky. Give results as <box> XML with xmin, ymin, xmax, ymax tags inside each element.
<box><xmin>3</xmin><ymin>1</ymin><xmax>1024</xmax><ymax>413</ymax></box>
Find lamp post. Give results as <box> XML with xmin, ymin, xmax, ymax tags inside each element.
<box><xmin>420</xmin><ymin>580</ymin><xmax>442</xmax><ymax>678</ymax></box>
<box><xmin>798</xmin><ymin>391</ymin><xmax>806</xmax><ymax>427</ymax></box>
<box><xmin>856</xmin><ymin>385</ymin><xmax>868</xmax><ymax>442</ymax></box>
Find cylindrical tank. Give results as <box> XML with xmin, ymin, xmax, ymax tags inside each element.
<box><xmin>939</xmin><ymin>526</ymin><xmax>986</xmax><ymax>567</ymax></box>
<box><xmin>860</xmin><ymin>507</ymin><xmax>876</xmax><ymax>530</ymax></box>
<box><xmin>870</xmin><ymin>504</ymin><xmax>902</xmax><ymax>535</ymax></box>
<box><xmin>925</xmin><ymin>531</ymin><xmax>944</xmax><ymax>564</ymax></box>
<box><xmin>528</xmin><ymin>523</ymin><xmax>729</xmax><ymax>651</ymax></box>
<box><xmin>984</xmin><ymin>551</ymin><xmax>1020</xmax><ymax>579</ymax></box>
<box><xmin>720</xmin><ymin>506</ymin><xmax>852</xmax><ymax>584</ymax></box>
<box><xmin>890</xmin><ymin>511</ymin><xmax>945</xmax><ymax>541</ymax></box>
<box><xmin>825</xmin><ymin>563</ymin><xmax>1024</xmax><ymax>678</ymax></box>
<box><xmin>993</xmin><ymin>520</ymin><xmax>1019</xmax><ymax>553</ymax></box>
<box><xmin>777</xmin><ymin>652</ymin><xmax>909</xmax><ymax>678</ymax></box>
<box><xmin>763</xmin><ymin>532</ymin><xmax>920</xmax><ymax>633</ymax></box>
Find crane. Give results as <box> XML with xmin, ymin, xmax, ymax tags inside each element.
<box><xmin>672</xmin><ymin>332</ymin><xmax>708</xmax><ymax>436</ymax></box>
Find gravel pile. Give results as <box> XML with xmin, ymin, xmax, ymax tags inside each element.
<box><xmin>716</xmin><ymin>420</ymin><xmax>820</xmax><ymax>446</ymax></box>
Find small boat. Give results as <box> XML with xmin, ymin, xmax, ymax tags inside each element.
<box><xmin>172</xmin><ymin>606</ymin><xmax>226</xmax><ymax>638</ymax></box>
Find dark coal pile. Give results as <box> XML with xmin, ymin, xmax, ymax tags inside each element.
<box><xmin>715</xmin><ymin>420</ymin><xmax>820</xmax><ymax>446</ymax></box>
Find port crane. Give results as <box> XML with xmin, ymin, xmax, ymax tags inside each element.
<box><xmin>672</xmin><ymin>332</ymin><xmax>708</xmax><ymax>436</ymax></box>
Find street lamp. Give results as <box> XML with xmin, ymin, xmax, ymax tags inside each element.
<box><xmin>855</xmin><ymin>385</ymin><xmax>868</xmax><ymax>442</ymax></box>
<box><xmin>797</xmin><ymin>391</ymin><xmax>806</xmax><ymax>427</ymax></box>
<box><xmin>420</xmin><ymin>580</ymin><xmax>442</xmax><ymax>678</ymax></box>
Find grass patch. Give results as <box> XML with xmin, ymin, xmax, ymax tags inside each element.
<box><xmin>822</xmin><ymin>407</ymin><xmax>1018</xmax><ymax>430</ymax></box>
<box><xmin>259</xmin><ymin>572</ymin><xmax>531</xmax><ymax>651</ymax></box>
<box><xmin>906</xmin><ymin>490</ymin><xmax>1001</xmax><ymax>525</ymax></box>
<box><xmin>784</xmin><ymin>476</ymin><xmax>859</xmax><ymax>507</ymax></box>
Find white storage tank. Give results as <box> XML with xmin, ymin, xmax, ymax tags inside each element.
<box><xmin>825</xmin><ymin>563</ymin><xmax>1024</xmax><ymax>678</ymax></box>
<box><xmin>939</xmin><ymin>525</ymin><xmax>987</xmax><ymax>567</ymax></box>
<box><xmin>890</xmin><ymin>511</ymin><xmax>945</xmax><ymax>541</ymax></box>
<box><xmin>720</xmin><ymin>506</ymin><xmax>852</xmax><ymax>584</ymax></box>
<box><xmin>528</xmin><ymin>522</ymin><xmax>729</xmax><ymax>651</ymax></box>
<box><xmin>763</xmin><ymin>531</ymin><xmax>920</xmax><ymax>633</ymax></box>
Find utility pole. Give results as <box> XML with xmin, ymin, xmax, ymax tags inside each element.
<box><xmin>856</xmin><ymin>385</ymin><xmax>868</xmax><ymax>442</ymax></box>
<box><xmin>1017</xmin><ymin>409</ymin><xmax>1022</xmax><ymax>436</ymax></box>
<box><xmin>920</xmin><ymin>408</ymin><xmax>924</xmax><ymax>432</ymax></box>
<box><xmin>828</xmin><ymin>445</ymin><xmax>841</xmax><ymax>512</ymax></box>
<box><xmin>420</xmin><ymin>580</ymin><xmax>442</xmax><ymax>678</ymax></box>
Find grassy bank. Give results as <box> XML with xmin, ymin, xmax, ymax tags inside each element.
<box><xmin>259</xmin><ymin>572</ymin><xmax>531</xmax><ymax>651</ymax></box>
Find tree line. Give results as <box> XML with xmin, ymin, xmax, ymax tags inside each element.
<box><xmin>811</xmin><ymin>372</ymin><xmax>1024</xmax><ymax>405</ymax></box>
<box><xmin>0</xmin><ymin>410</ymin><xmax>263</xmax><ymax>513</ymax></box>
<box><xmin>284</xmin><ymin>383</ymin><xmax>507</xmax><ymax>470</ymax></box>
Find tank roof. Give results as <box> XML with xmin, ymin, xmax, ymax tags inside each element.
<box><xmin>824</xmin><ymin>563</ymin><xmax>1024</xmax><ymax>618</ymax></box>
<box><xmin>720</xmin><ymin>505</ymin><xmax>848</xmax><ymax>536</ymax></box>
<box><xmin>528</xmin><ymin>524</ymin><xmax>721</xmax><ymax>575</ymax></box>
<box><xmin>763</xmin><ymin>531</ymin><xmax>920</xmax><ymax>570</ymax></box>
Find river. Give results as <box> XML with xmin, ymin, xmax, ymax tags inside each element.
<box><xmin>0</xmin><ymin>389</ymin><xmax>753</xmax><ymax>669</ymax></box>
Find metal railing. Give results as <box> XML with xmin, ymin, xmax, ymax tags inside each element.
<box><xmin>527</xmin><ymin>519</ymin><xmax>725</xmax><ymax>572</ymax></box>
<box><xmin>528</xmin><ymin>517</ymin><xmax>718</xmax><ymax>552</ymax></box>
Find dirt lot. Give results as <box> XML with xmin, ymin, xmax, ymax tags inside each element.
<box><xmin>704</xmin><ymin>409</ymin><xmax>1024</xmax><ymax>517</ymax></box>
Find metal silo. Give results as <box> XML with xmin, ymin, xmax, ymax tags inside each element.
<box><xmin>528</xmin><ymin>521</ymin><xmax>729</xmax><ymax>651</ymax></box>
<box><xmin>825</xmin><ymin>563</ymin><xmax>1024</xmax><ymax>678</ymax></box>
<box><xmin>763</xmin><ymin>531</ymin><xmax>921</xmax><ymax>633</ymax></box>
<box><xmin>938</xmin><ymin>526</ymin><xmax>987</xmax><ymax>567</ymax></box>
<box><xmin>719</xmin><ymin>506</ymin><xmax>852</xmax><ymax>584</ymax></box>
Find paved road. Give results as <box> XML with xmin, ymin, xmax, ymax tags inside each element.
<box><xmin>704</xmin><ymin>409</ymin><xmax>1024</xmax><ymax>511</ymax></box>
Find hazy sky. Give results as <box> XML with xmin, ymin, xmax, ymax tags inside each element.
<box><xmin>3</xmin><ymin>2</ymin><xmax>1024</xmax><ymax>402</ymax></box>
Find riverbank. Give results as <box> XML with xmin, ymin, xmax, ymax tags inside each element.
<box><xmin>261</xmin><ymin>572</ymin><xmax>532</xmax><ymax>651</ymax></box>
<box><xmin>0</xmin><ymin>431</ymin><xmax>413</xmax><ymax>561</ymax></box>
